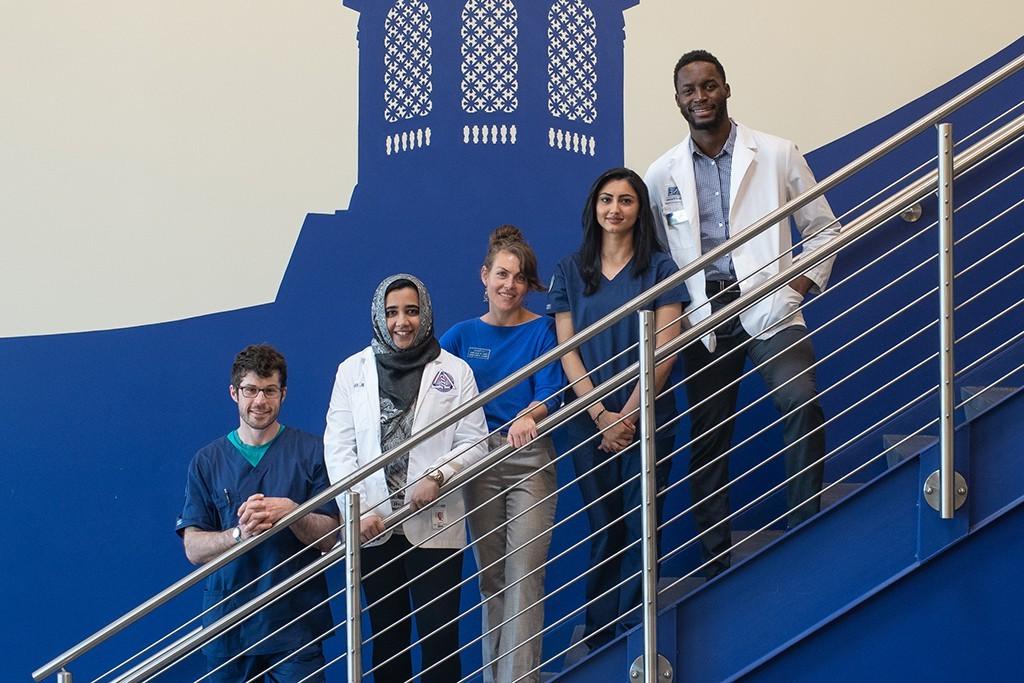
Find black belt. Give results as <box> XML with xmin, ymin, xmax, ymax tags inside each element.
<box><xmin>706</xmin><ymin>279</ymin><xmax>739</xmax><ymax>296</ymax></box>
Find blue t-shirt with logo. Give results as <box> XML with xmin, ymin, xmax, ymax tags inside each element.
<box><xmin>441</xmin><ymin>316</ymin><xmax>565</xmax><ymax>432</ymax></box>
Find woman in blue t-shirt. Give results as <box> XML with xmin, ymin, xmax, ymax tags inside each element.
<box><xmin>440</xmin><ymin>225</ymin><xmax>565</xmax><ymax>683</ymax></box>
<box><xmin>547</xmin><ymin>167</ymin><xmax>687</xmax><ymax>650</ymax></box>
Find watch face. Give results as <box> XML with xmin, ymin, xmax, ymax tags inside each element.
<box><xmin>233</xmin><ymin>527</ymin><xmax>242</xmax><ymax>542</ymax></box>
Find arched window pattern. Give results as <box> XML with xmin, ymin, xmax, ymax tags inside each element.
<box><xmin>384</xmin><ymin>0</ymin><xmax>433</xmax><ymax>123</ymax></box>
<box><xmin>547</xmin><ymin>0</ymin><xmax>597</xmax><ymax>124</ymax></box>
<box><xmin>461</xmin><ymin>0</ymin><xmax>519</xmax><ymax>114</ymax></box>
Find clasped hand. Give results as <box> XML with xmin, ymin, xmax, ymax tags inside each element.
<box><xmin>597</xmin><ymin>411</ymin><xmax>636</xmax><ymax>452</ymax></box>
<box><xmin>237</xmin><ymin>494</ymin><xmax>296</xmax><ymax>539</ymax></box>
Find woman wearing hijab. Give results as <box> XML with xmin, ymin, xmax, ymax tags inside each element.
<box><xmin>324</xmin><ymin>273</ymin><xmax>489</xmax><ymax>683</ymax></box>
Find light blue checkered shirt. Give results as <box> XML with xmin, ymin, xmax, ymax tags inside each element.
<box><xmin>690</xmin><ymin>123</ymin><xmax>738</xmax><ymax>281</ymax></box>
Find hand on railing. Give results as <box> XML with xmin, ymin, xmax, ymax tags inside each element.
<box><xmin>409</xmin><ymin>477</ymin><xmax>441</xmax><ymax>510</ymax></box>
<box><xmin>360</xmin><ymin>513</ymin><xmax>386</xmax><ymax>543</ymax></box>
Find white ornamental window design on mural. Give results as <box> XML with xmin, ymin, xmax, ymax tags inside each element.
<box><xmin>384</xmin><ymin>0</ymin><xmax>433</xmax><ymax>123</ymax></box>
<box><xmin>547</xmin><ymin>0</ymin><xmax>597</xmax><ymax>124</ymax></box>
<box><xmin>461</xmin><ymin>0</ymin><xmax>519</xmax><ymax>113</ymax></box>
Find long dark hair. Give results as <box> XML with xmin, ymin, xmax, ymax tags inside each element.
<box><xmin>578</xmin><ymin>167</ymin><xmax>663</xmax><ymax>295</ymax></box>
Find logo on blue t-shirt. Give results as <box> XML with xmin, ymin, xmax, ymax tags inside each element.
<box><xmin>467</xmin><ymin>346</ymin><xmax>491</xmax><ymax>360</ymax></box>
<box><xmin>431</xmin><ymin>370</ymin><xmax>455</xmax><ymax>393</ymax></box>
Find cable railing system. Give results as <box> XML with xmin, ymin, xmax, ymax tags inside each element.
<box><xmin>33</xmin><ymin>53</ymin><xmax>1024</xmax><ymax>683</ymax></box>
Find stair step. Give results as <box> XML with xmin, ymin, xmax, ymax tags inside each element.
<box><xmin>731</xmin><ymin>529</ymin><xmax>784</xmax><ymax>562</ymax></box>
<box><xmin>882</xmin><ymin>434</ymin><xmax>939</xmax><ymax>468</ymax></box>
<box><xmin>821</xmin><ymin>481</ymin><xmax>861</xmax><ymax>510</ymax></box>
<box><xmin>657</xmin><ymin>575</ymin><xmax>706</xmax><ymax>604</ymax></box>
<box><xmin>562</xmin><ymin>624</ymin><xmax>589</xmax><ymax>668</ymax></box>
<box><xmin>961</xmin><ymin>385</ymin><xmax>1019</xmax><ymax>421</ymax></box>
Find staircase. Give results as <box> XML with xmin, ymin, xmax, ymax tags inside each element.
<box><xmin>553</xmin><ymin>382</ymin><xmax>1024</xmax><ymax>682</ymax></box>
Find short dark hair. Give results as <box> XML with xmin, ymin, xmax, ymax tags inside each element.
<box><xmin>578</xmin><ymin>167</ymin><xmax>664</xmax><ymax>296</ymax></box>
<box><xmin>231</xmin><ymin>344</ymin><xmax>287</xmax><ymax>388</ymax></box>
<box><xmin>673</xmin><ymin>49</ymin><xmax>726</xmax><ymax>88</ymax></box>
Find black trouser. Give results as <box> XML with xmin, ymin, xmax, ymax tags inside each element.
<box><xmin>683</xmin><ymin>286</ymin><xmax>825</xmax><ymax>577</ymax></box>
<box><xmin>360</xmin><ymin>533</ymin><xmax>463</xmax><ymax>683</ymax></box>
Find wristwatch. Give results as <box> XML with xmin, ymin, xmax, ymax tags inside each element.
<box><xmin>232</xmin><ymin>526</ymin><xmax>243</xmax><ymax>544</ymax></box>
<box><xmin>426</xmin><ymin>469</ymin><xmax>445</xmax><ymax>486</ymax></box>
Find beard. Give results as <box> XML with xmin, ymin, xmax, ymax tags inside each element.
<box><xmin>681</xmin><ymin>104</ymin><xmax>728</xmax><ymax>131</ymax></box>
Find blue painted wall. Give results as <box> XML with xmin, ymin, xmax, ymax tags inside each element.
<box><xmin>6</xmin><ymin>4</ymin><xmax>1023</xmax><ymax>680</ymax></box>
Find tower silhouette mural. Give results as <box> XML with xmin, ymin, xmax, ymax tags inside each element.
<box><xmin>6</xmin><ymin>1</ymin><xmax>641</xmax><ymax>678</ymax></box>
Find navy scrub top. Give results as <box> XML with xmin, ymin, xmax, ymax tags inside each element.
<box><xmin>176</xmin><ymin>426</ymin><xmax>338</xmax><ymax>657</ymax></box>
<box><xmin>547</xmin><ymin>251</ymin><xmax>688</xmax><ymax>431</ymax></box>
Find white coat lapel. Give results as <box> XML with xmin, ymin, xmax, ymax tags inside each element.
<box><xmin>362</xmin><ymin>348</ymin><xmax>382</xmax><ymax>431</ymax></box>
<box><xmin>411</xmin><ymin>357</ymin><xmax>443</xmax><ymax>432</ymax></box>
<box><xmin>669</xmin><ymin>135</ymin><xmax>701</xmax><ymax>246</ymax></box>
<box><xmin>729</xmin><ymin>125</ymin><xmax>757</xmax><ymax>232</ymax></box>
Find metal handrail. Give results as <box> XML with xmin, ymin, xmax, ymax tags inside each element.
<box><xmin>32</xmin><ymin>52</ymin><xmax>1024</xmax><ymax>682</ymax></box>
<box><xmin>91</xmin><ymin>109</ymin><xmax>1024</xmax><ymax>683</ymax></box>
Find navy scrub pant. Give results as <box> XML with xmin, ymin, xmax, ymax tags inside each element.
<box><xmin>568</xmin><ymin>416</ymin><xmax>674</xmax><ymax>649</ymax></box>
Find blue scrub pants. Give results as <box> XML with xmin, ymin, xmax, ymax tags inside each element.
<box><xmin>206</xmin><ymin>642</ymin><xmax>326</xmax><ymax>682</ymax></box>
<box><xmin>568</xmin><ymin>416</ymin><xmax>674</xmax><ymax>650</ymax></box>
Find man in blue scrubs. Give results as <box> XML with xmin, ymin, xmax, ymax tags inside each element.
<box><xmin>176</xmin><ymin>344</ymin><xmax>339</xmax><ymax>681</ymax></box>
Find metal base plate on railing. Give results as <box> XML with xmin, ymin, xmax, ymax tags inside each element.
<box><xmin>923</xmin><ymin>470</ymin><xmax>968</xmax><ymax>512</ymax></box>
<box><xmin>629</xmin><ymin>653</ymin><xmax>673</xmax><ymax>681</ymax></box>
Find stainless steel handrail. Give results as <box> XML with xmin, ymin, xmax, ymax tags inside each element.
<box><xmin>92</xmin><ymin>110</ymin><xmax>1024</xmax><ymax>683</ymax></box>
<box><xmin>32</xmin><ymin>52</ymin><xmax>1024</xmax><ymax>682</ymax></box>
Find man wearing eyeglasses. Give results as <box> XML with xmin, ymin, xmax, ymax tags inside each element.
<box><xmin>176</xmin><ymin>344</ymin><xmax>339</xmax><ymax>681</ymax></box>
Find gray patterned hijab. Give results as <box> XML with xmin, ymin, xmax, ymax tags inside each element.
<box><xmin>370</xmin><ymin>273</ymin><xmax>441</xmax><ymax>412</ymax></box>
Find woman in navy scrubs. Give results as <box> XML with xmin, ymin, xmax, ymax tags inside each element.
<box><xmin>440</xmin><ymin>225</ymin><xmax>565</xmax><ymax>683</ymax></box>
<box><xmin>547</xmin><ymin>167</ymin><xmax>687</xmax><ymax>649</ymax></box>
<box><xmin>324</xmin><ymin>274</ymin><xmax>489</xmax><ymax>683</ymax></box>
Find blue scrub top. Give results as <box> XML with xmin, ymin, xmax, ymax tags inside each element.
<box><xmin>176</xmin><ymin>426</ymin><xmax>338</xmax><ymax>657</ymax></box>
<box><xmin>440</xmin><ymin>316</ymin><xmax>565</xmax><ymax>432</ymax></box>
<box><xmin>546</xmin><ymin>251</ymin><xmax>688</xmax><ymax>430</ymax></box>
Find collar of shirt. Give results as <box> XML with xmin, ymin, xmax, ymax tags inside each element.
<box><xmin>689</xmin><ymin>121</ymin><xmax>737</xmax><ymax>161</ymax></box>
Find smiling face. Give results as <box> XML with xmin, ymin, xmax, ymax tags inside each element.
<box><xmin>595</xmin><ymin>178</ymin><xmax>640</xmax><ymax>236</ymax></box>
<box><xmin>230</xmin><ymin>370</ymin><xmax>285</xmax><ymax>432</ymax></box>
<box><xmin>384</xmin><ymin>285</ymin><xmax>421</xmax><ymax>350</ymax></box>
<box><xmin>675</xmin><ymin>60</ymin><xmax>731</xmax><ymax>133</ymax></box>
<box><xmin>481</xmin><ymin>249</ymin><xmax>529</xmax><ymax>315</ymax></box>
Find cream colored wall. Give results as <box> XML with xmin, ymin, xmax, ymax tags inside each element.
<box><xmin>623</xmin><ymin>1</ymin><xmax>1024</xmax><ymax>168</ymax></box>
<box><xmin>1</xmin><ymin>1</ymin><xmax>358</xmax><ymax>337</ymax></box>
<box><xmin>1</xmin><ymin>1</ymin><xmax>1020</xmax><ymax>337</ymax></box>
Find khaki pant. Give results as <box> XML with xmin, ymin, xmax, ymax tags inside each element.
<box><xmin>465</xmin><ymin>433</ymin><xmax>558</xmax><ymax>683</ymax></box>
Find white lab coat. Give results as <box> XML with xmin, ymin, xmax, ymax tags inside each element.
<box><xmin>324</xmin><ymin>347</ymin><xmax>489</xmax><ymax>548</ymax></box>
<box><xmin>644</xmin><ymin>123</ymin><xmax>841</xmax><ymax>351</ymax></box>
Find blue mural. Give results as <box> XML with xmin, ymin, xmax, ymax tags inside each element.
<box><xmin>8</xmin><ymin>1</ymin><xmax>1023</xmax><ymax>679</ymax></box>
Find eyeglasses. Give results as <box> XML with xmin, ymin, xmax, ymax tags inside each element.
<box><xmin>238</xmin><ymin>385</ymin><xmax>282</xmax><ymax>399</ymax></box>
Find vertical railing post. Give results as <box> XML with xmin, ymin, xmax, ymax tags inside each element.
<box><xmin>57</xmin><ymin>670</ymin><xmax>72</xmax><ymax>683</ymax></box>
<box><xmin>342</xmin><ymin>491</ymin><xmax>363</xmax><ymax>681</ymax></box>
<box><xmin>937</xmin><ymin>122</ymin><xmax>956</xmax><ymax>519</ymax></box>
<box><xmin>637</xmin><ymin>310</ymin><xmax>660</xmax><ymax>682</ymax></box>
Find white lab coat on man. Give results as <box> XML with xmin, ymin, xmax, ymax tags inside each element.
<box><xmin>324</xmin><ymin>347</ymin><xmax>489</xmax><ymax>549</ymax></box>
<box><xmin>645</xmin><ymin>123</ymin><xmax>841</xmax><ymax>351</ymax></box>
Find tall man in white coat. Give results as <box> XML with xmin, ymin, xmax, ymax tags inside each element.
<box><xmin>644</xmin><ymin>50</ymin><xmax>841</xmax><ymax>578</ymax></box>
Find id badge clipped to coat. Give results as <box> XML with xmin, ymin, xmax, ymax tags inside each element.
<box><xmin>431</xmin><ymin>503</ymin><xmax>448</xmax><ymax>530</ymax></box>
